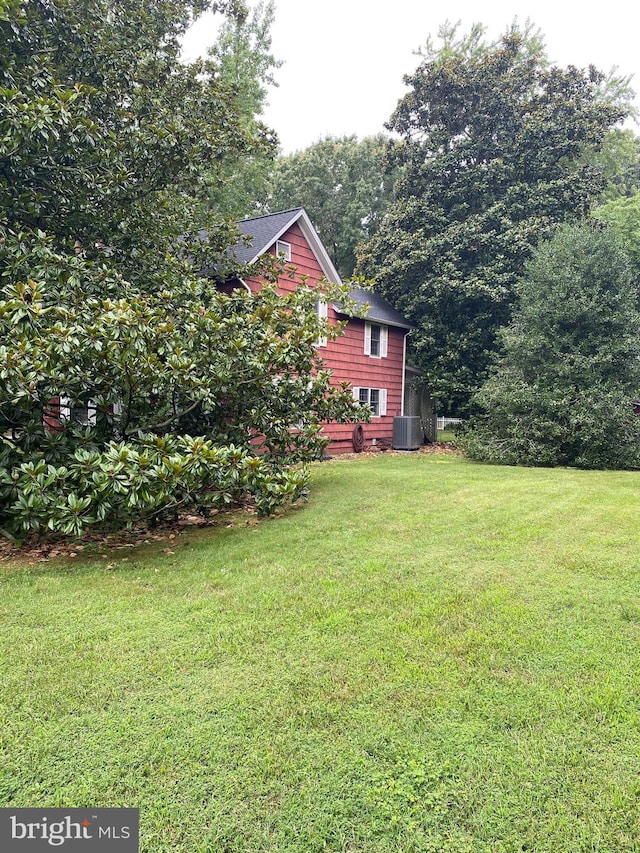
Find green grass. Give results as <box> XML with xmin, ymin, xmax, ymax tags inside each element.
<box><xmin>2</xmin><ymin>453</ymin><xmax>640</xmax><ymax>852</ymax></box>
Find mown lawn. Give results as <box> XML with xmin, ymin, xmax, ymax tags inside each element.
<box><xmin>2</xmin><ymin>452</ymin><xmax>640</xmax><ymax>852</ymax></box>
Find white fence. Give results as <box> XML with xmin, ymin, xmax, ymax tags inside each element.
<box><xmin>436</xmin><ymin>417</ymin><xmax>463</xmax><ymax>431</ymax></box>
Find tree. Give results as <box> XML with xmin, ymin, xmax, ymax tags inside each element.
<box><xmin>356</xmin><ymin>22</ymin><xmax>631</xmax><ymax>414</ymax></box>
<box><xmin>0</xmin><ymin>0</ymin><xmax>361</xmax><ymax>540</ymax></box>
<box><xmin>460</xmin><ymin>224</ymin><xmax>640</xmax><ymax>470</ymax></box>
<box><xmin>586</xmin><ymin>129</ymin><xmax>640</xmax><ymax>203</ymax></box>
<box><xmin>266</xmin><ymin>135</ymin><xmax>396</xmax><ymax>278</ymax></box>
<box><xmin>206</xmin><ymin>0</ymin><xmax>281</xmax><ymax>218</ymax></box>
<box><xmin>593</xmin><ymin>191</ymin><xmax>640</xmax><ymax>279</ymax></box>
<box><xmin>0</xmin><ymin>0</ymin><xmax>249</xmax><ymax>280</ymax></box>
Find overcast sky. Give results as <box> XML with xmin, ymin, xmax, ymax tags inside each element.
<box><xmin>181</xmin><ymin>0</ymin><xmax>640</xmax><ymax>154</ymax></box>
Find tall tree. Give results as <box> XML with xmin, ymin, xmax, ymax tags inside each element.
<box><xmin>266</xmin><ymin>135</ymin><xmax>396</xmax><ymax>278</ymax></box>
<box><xmin>461</xmin><ymin>224</ymin><xmax>640</xmax><ymax>469</ymax></box>
<box><xmin>0</xmin><ymin>0</ymin><xmax>247</xmax><ymax>281</ymax></box>
<box><xmin>357</xmin><ymin>22</ymin><xmax>631</xmax><ymax>414</ymax></box>
<box><xmin>206</xmin><ymin>0</ymin><xmax>281</xmax><ymax>217</ymax></box>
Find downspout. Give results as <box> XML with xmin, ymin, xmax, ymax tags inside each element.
<box><xmin>238</xmin><ymin>278</ymin><xmax>252</xmax><ymax>294</ymax></box>
<box><xmin>401</xmin><ymin>329</ymin><xmax>411</xmax><ymax>416</ymax></box>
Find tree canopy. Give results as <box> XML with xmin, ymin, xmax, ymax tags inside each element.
<box><xmin>0</xmin><ymin>0</ymin><xmax>361</xmax><ymax>540</ymax></box>
<box><xmin>266</xmin><ymin>135</ymin><xmax>396</xmax><ymax>278</ymax></box>
<box><xmin>461</xmin><ymin>223</ymin><xmax>640</xmax><ymax>470</ymax></box>
<box><xmin>0</xmin><ymin>0</ymin><xmax>260</xmax><ymax>300</ymax></box>
<box><xmin>206</xmin><ymin>0</ymin><xmax>281</xmax><ymax>218</ymax></box>
<box><xmin>586</xmin><ymin>129</ymin><xmax>640</xmax><ymax>203</ymax></box>
<box><xmin>593</xmin><ymin>191</ymin><xmax>640</xmax><ymax>279</ymax></box>
<box><xmin>357</xmin><ymin>22</ymin><xmax>631</xmax><ymax>414</ymax></box>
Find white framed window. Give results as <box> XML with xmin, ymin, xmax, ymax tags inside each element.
<box><xmin>316</xmin><ymin>299</ymin><xmax>328</xmax><ymax>347</ymax></box>
<box><xmin>352</xmin><ymin>386</ymin><xmax>387</xmax><ymax>417</ymax></box>
<box><xmin>275</xmin><ymin>240</ymin><xmax>291</xmax><ymax>261</ymax></box>
<box><xmin>364</xmin><ymin>322</ymin><xmax>388</xmax><ymax>358</ymax></box>
<box><xmin>58</xmin><ymin>396</ymin><xmax>97</xmax><ymax>426</ymax></box>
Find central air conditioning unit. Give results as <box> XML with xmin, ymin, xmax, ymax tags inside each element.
<box><xmin>392</xmin><ymin>416</ymin><xmax>422</xmax><ymax>451</ymax></box>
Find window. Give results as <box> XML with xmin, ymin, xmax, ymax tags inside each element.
<box><xmin>352</xmin><ymin>387</ymin><xmax>387</xmax><ymax>417</ymax></box>
<box><xmin>275</xmin><ymin>240</ymin><xmax>291</xmax><ymax>261</ymax></box>
<box><xmin>370</xmin><ymin>323</ymin><xmax>381</xmax><ymax>356</ymax></box>
<box><xmin>58</xmin><ymin>397</ymin><xmax>97</xmax><ymax>426</ymax></box>
<box><xmin>364</xmin><ymin>322</ymin><xmax>388</xmax><ymax>358</ymax></box>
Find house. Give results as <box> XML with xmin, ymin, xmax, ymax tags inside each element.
<box><xmin>223</xmin><ymin>207</ymin><xmax>417</xmax><ymax>455</ymax></box>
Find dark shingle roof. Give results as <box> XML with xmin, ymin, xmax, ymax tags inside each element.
<box><xmin>340</xmin><ymin>287</ymin><xmax>414</xmax><ymax>330</ymax></box>
<box><xmin>233</xmin><ymin>208</ymin><xmax>304</xmax><ymax>264</ymax></box>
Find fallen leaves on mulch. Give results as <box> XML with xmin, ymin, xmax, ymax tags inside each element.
<box><xmin>0</xmin><ymin>507</ymin><xmax>259</xmax><ymax>564</ymax></box>
<box><xmin>418</xmin><ymin>441</ymin><xmax>461</xmax><ymax>455</ymax></box>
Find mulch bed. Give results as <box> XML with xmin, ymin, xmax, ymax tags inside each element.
<box><xmin>329</xmin><ymin>441</ymin><xmax>460</xmax><ymax>461</ymax></box>
<box><xmin>0</xmin><ymin>508</ymin><xmax>249</xmax><ymax>565</ymax></box>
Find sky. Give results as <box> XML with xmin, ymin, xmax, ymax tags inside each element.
<box><xmin>180</xmin><ymin>0</ymin><xmax>640</xmax><ymax>155</ymax></box>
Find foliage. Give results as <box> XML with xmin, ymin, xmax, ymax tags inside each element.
<box><xmin>1</xmin><ymin>437</ymin><xmax>308</xmax><ymax>538</ymax></box>
<box><xmin>0</xmin><ymin>0</ymin><xmax>248</xmax><ymax>279</ymax></box>
<box><xmin>585</xmin><ymin>128</ymin><xmax>640</xmax><ymax>202</ymax></box>
<box><xmin>461</xmin><ymin>223</ymin><xmax>640</xmax><ymax>469</ymax></box>
<box><xmin>266</xmin><ymin>135</ymin><xmax>396</xmax><ymax>278</ymax></box>
<box><xmin>357</xmin><ymin>22</ymin><xmax>631</xmax><ymax>414</ymax></box>
<box><xmin>4</xmin><ymin>454</ymin><xmax>640</xmax><ymax>851</ymax></box>
<box><xmin>0</xmin><ymin>233</ymin><xmax>361</xmax><ymax>538</ymax></box>
<box><xmin>206</xmin><ymin>0</ymin><xmax>282</xmax><ymax>218</ymax></box>
<box><xmin>593</xmin><ymin>190</ymin><xmax>640</xmax><ymax>277</ymax></box>
<box><xmin>0</xmin><ymin>0</ymin><xmax>362</xmax><ymax>540</ymax></box>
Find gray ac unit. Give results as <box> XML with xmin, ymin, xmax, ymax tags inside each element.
<box><xmin>392</xmin><ymin>416</ymin><xmax>422</xmax><ymax>450</ymax></box>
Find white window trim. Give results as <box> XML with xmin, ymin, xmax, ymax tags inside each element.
<box><xmin>275</xmin><ymin>240</ymin><xmax>291</xmax><ymax>261</ymax></box>
<box><xmin>352</xmin><ymin>386</ymin><xmax>387</xmax><ymax>417</ymax></box>
<box><xmin>316</xmin><ymin>299</ymin><xmax>328</xmax><ymax>347</ymax></box>
<box><xmin>364</xmin><ymin>322</ymin><xmax>388</xmax><ymax>358</ymax></box>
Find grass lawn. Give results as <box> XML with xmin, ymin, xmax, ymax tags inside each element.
<box><xmin>2</xmin><ymin>452</ymin><xmax>640</xmax><ymax>852</ymax></box>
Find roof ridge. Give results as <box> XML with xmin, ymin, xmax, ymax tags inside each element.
<box><xmin>237</xmin><ymin>207</ymin><xmax>304</xmax><ymax>225</ymax></box>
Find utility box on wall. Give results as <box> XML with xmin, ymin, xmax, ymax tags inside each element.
<box><xmin>392</xmin><ymin>416</ymin><xmax>422</xmax><ymax>450</ymax></box>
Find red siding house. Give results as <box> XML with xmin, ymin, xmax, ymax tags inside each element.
<box><xmin>226</xmin><ymin>207</ymin><xmax>414</xmax><ymax>455</ymax></box>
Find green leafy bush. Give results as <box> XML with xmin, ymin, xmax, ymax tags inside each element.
<box><xmin>461</xmin><ymin>224</ymin><xmax>640</xmax><ymax>469</ymax></box>
<box><xmin>0</xmin><ymin>435</ymin><xmax>307</xmax><ymax>539</ymax></box>
<box><xmin>0</xmin><ymin>239</ymin><xmax>361</xmax><ymax>540</ymax></box>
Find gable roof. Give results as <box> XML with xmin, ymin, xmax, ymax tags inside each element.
<box><xmin>233</xmin><ymin>207</ymin><xmax>341</xmax><ymax>283</ymax></box>
<box><xmin>233</xmin><ymin>207</ymin><xmax>413</xmax><ymax>330</ymax></box>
